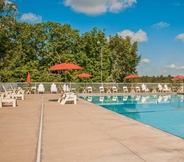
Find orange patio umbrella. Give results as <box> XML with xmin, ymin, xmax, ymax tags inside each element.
<box><xmin>171</xmin><ymin>75</ymin><xmax>184</xmax><ymax>92</ymax></box>
<box><xmin>49</xmin><ymin>63</ymin><xmax>82</xmax><ymax>71</ymax></box>
<box><xmin>124</xmin><ymin>74</ymin><xmax>140</xmax><ymax>79</ymax></box>
<box><xmin>49</xmin><ymin>63</ymin><xmax>82</xmax><ymax>82</ymax></box>
<box><xmin>124</xmin><ymin>74</ymin><xmax>140</xmax><ymax>91</ymax></box>
<box><xmin>27</xmin><ymin>72</ymin><xmax>31</xmax><ymax>84</ymax></box>
<box><xmin>77</xmin><ymin>73</ymin><xmax>92</xmax><ymax>86</ymax></box>
<box><xmin>171</xmin><ymin>75</ymin><xmax>184</xmax><ymax>81</ymax></box>
<box><xmin>76</xmin><ymin>73</ymin><xmax>92</xmax><ymax>78</ymax></box>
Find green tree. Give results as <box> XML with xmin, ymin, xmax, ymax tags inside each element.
<box><xmin>77</xmin><ymin>27</ymin><xmax>111</xmax><ymax>82</ymax></box>
<box><xmin>0</xmin><ymin>0</ymin><xmax>18</xmax><ymax>81</ymax></box>
<box><xmin>108</xmin><ymin>34</ymin><xmax>141</xmax><ymax>82</ymax></box>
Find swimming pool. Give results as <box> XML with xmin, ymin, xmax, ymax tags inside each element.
<box><xmin>80</xmin><ymin>94</ymin><xmax>184</xmax><ymax>139</ymax></box>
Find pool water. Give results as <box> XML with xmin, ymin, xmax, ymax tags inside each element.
<box><xmin>80</xmin><ymin>94</ymin><xmax>184</xmax><ymax>139</ymax></box>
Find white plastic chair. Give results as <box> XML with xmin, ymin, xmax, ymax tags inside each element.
<box><xmin>141</xmin><ymin>84</ymin><xmax>149</xmax><ymax>92</ymax></box>
<box><xmin>163</xmin><ymin>84</ymin><xmax>171</xmax><ymax>92</ymax></box>
<box><xmin>87</xmin><ymin>86</ymin><xmax>92</xmax><ymax>93</ymax></box>
<box><xmin>158</xmin><ymin>84</ymin><xmax>163</xmax><ymax>92</ymax></box>
<box><xmin>37</xmin><ymin>83</ymin><xmax>45</xmax><ymax>94</ymax></box>
<box><xmin>135</xmin><ymin>86</ymin><xmax>141</xmax><ymax>93</ymax></box>
<box><xmin>177</xmin><ymin>86</ymin><xmax>183</xmax><ymax>93</ymax></box>
<box><xmin>62</xmin><ymin>83</ymin><xmax>70</xmax><ymax>92</ymax></box>
<box><xmin>123</xmin><ymin>86</ymin><xmax>128</xmax><ymax>93</ymax></box>
<box><xmin>50</xmin><ymin>83</ymin><xmax>57</xmax><ymax>93</ymax></box>
<box><xmin>99</xmin><ymin>86</ymin><xmax>104</xmax><ymax>93</ymax></box>
<box><xmin>112</xmin><ymin>86</ymin><xmax>117</xmax><ymax>93</ymax></box>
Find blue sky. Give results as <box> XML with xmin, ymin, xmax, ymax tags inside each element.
<box><xmin>12</xmin><ymin>0</ymin><xmax>184</xmax><ymax>76</ymax></box>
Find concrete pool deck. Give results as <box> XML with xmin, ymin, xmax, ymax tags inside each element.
<box><xmin>0</xmin><ymin>93</ymin><xmax>184</xmax><ymax>162</ymax></box>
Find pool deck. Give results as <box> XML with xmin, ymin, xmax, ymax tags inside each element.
<box><xmin>0</xmin><ymin>93</ymin><xmax>184</xmax><ymax>162</ymax></box>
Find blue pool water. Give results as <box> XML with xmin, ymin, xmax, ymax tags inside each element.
<box><xmin>80</xmin><ymin>94</ymin><xmax>184</xmax><ymax>139</ymax></box>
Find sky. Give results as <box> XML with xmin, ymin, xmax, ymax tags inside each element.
<box><xmin>10</xmin><ymin>0</ymin><xmax>184</xmax><ymax>76</ymax></box>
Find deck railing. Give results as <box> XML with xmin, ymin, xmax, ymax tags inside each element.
<box><xmin>0</xmin><ymin>82</ymin><xmax>183</xmax><ymax>93</ymax></box>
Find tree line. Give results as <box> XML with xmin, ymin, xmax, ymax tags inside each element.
<box><xmin>0</xmin><ymin>0</ymin><xmax>175</xmax><ymax>83</ymax></box>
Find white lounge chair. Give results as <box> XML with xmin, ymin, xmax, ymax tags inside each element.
<box><xmin>177</xmin><ymin>86</ymin><xmax>183</xmax><ymax>92</ymax></box>
<box><xmin>9</xmin><ymin>84</ymin><xmax>17</xmax><ymax>91</ymax></box>
<box><xmin>60</xmin><ymin>92</ymin><xmax>77</xmax><ymax>105</ymax></box>
<box><xmin>0</xmin><ymin>94</ymin><xmax>17</xmax><ymax>107</ymax></box>
<box><xmin>1</xmin><ymin>84</ymin><xmax>12</xmax><ymax>96</ymax></box>
<box><xmin>37</xmin><ymin>83</ymin><xmax>45</xmax><ymax>94</ymax></box>
<box><xmin>158</xmin><ymin>84</ymin><xmax>163</xmax><ymax>92</ymax></box>
<box><xmin>112</xmin><ymin>86</ymin><xmax>117</xmax><ymax>93</ymax></box>
<box><xmin>123</xmin><ymin>86</ymin><xmax>128</xmax><ymax>93</ymax></box>
<box><xmin>13</xmin><ymin>88</ymin><xmax>25</xmax><ymax>100</ymax></box>
<box><xmin>57</xmin><ymin>90</ymin><xmax>66</xmax><ymax>103</ymax></box>
<box><xmin>62</xmin><ymin>83</ymin><xmax>70</xmax><ymax>92</ymax></box>
<box><xmin>99</xmin><ymin>86</ymin><xmax>104</xmax><ymax>93</ymax></box>
<box><xmin>50</xmin><ymin>83</ymin><xmax>57</xmax><ymax>93</ymax></box>
<box><xmin>87</xmin><ymin>86</ymin><xmax>92</xmax><ymax>93</ymax></box>
<box><xmin>141</xmin><ymin>84</ymin><xmax>149</xmax><ymax>92</ymax></box>
<box><xmin>2</xmin><ymin>84</ymin><xmax>24</xmax><ymax>100</ymax></box>
<box><xmin>135</xmin><ymin>86</ymin><xmax>141</xmax><ymax>93</ymax></box>
<box><xmin>163</xmin><ymin>84</ymin><xmax>171</xmax><ymax>92</ymax></box>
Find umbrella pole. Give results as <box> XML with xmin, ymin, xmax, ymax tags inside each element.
<box><xmin>65</xmin><ymin>70</ymin><xmax>66</xmax><ymax>83</ymax></box>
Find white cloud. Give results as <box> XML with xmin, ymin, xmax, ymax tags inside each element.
<box><xmin>118</xmin><ymin>29</ymin><xmax>148</xmax><ymax>42</ymax></box>
<box><xmin>20</xmin><ymin>13</ymin><xmax>42</xmax><ymax>23</ymax></box>
<box><xmin>165</xmin><ymin>64</ymin><xmax>184</xmax><ymax>70</ymax></box>
<box><xmin>152</xmin><ymin>22</ymin><xmax>170</xmax><ymax>29</ymax></box>
<box><xmin>63</xmin><ymin>0</ymin><xmax>137</xmax><ymax>15</ymax></box>
<box><xmin>141</xmin><ymin>59</ymin><xmax>150</xmax><ymax>64</ymax></box>
<box><xmin>175</xmin><ymin>33</ymin><xmax>184</xmax><ymax>42</ymax></box>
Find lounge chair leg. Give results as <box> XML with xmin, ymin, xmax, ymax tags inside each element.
<box><xmin>13</xmin><ymin>99</ymin><xmax>16</xmax><ymax>107</ymax></box>
<box><xmin>0</xmin><ymin>98</ymin><xmax>2</xmax><ymax>108</ymax></box>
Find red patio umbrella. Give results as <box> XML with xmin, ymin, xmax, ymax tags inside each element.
<box><xmin>49</xmin><ymin>63</ymin><xmax>82</xmax><ymax>82</ymax></box>
<box><xmin>49</xmin><ymin>63</ymin><xmax>82</xmax><ymax>71</ymax></box>
<box><xmin>124</xmin><ymin>74</ymin><xmax>140</xmax><ymax>92</ymax></box>
<box><xmin>27</xmin><ymin>72</ymin><xmax>31</xmax><ymax>84</ymax></box>
<box><xmin>76</xmin><ymin>73</ymin><xmax>92</xmax><ymax>78</ymax></box>
<box><xmin>171</xmin><ymin>75</ymin><xmax>184</xmax><ymax>81</ymax></box>
<box><xmin>77</xmin><ymin>73</ymin><xmax>92</xmax><ymax>87</ymax></box>
<box><xmin>171</xmin><ymin>75</ymin><xmax>184</xmax><ymax>92</ymax></box>
<box><xmin>124</xmin><ymin>74</ymin><xmax>140</xmax><ymax>79</ymax></box>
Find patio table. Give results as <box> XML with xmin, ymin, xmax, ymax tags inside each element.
<box><xmin>105</xmin><ymin>87</ymin><xmax>111</xmax><ymax>93</ymax></box>
<box><xmin>81</xmin><ymin>87</ymin><xmax>87</xmax><ymax>93</ymax></box>
<box><xmin>130</xmin><ymin>87</ymin><xmax>135</xmax><ymax>93</ymax></box>
<box><xmin>24</xmin><ymin>87</ymin><xmax>32</xmax><ymax>94</ymax></box>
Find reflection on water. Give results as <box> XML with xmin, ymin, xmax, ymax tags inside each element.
<box><xmin>80</xmin><ymin>94</ymin><xmax>184</xmax><ymax>138</ymax></box>
<box><xmin>80</xmin><ymin>94</ymin><xmax>180</xmax><ymax>105</ymax></box>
